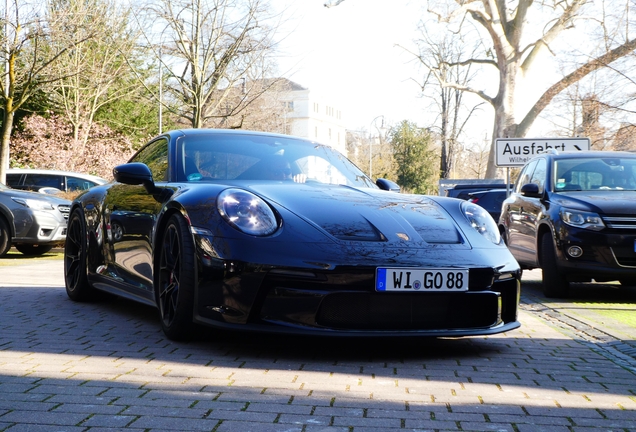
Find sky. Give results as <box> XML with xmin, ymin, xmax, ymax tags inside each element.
<box><xmin>270</xmin><ymin>0</ymin><xmax>438</xmax><ymax>134</ymax></box>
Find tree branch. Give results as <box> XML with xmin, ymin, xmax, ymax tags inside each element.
<box><xmin>517</xmin><ymin>37</ymin><xmax>636</xmax><ymax>136</ymax></box>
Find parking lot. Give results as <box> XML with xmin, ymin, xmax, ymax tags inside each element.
<box><xmin>1</xmin><ymin>259</ymin><xmax>635</xmax><ymax>431</ymax></box>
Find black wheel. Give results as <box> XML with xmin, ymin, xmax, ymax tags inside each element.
<box><xmin>15</xmin><ymin>244</ymin><xmax>54</xmax><ymax>256</ymax></box>
<box><xmin>64</xmin><ymin>209</ymin><xmax>95</xmax><ymax>301</ymax></box>
<box><xmin>540</xmin><ymin>233</ymin><xmax>569</xmax><ymax>298</ymax></box>
<box><xmin>0</xmin><ymin>216</ymin><xmax>11</xmax><ymax>257</ymax></box>
<box><xmin>500</xmin><ymin>228</ymin><xmax>508</xmax><ymax>246</ymax></box>
<box><xmin>156</xmin><ymin>214</ymin><xmax>196</xmax><ymax>341</ymax></box>
<box><xmin>111</xmin><ymin>222</ymin><xmax>124</xmax><ymax>241</ymax></box>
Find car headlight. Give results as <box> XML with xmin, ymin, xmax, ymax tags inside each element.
<box><xmin>11</xmin><ymin>197</ymin><xmax>55</xmax><ymax>211</ymax></box>
<box><xmin>560</xmin><ymin>208</ymin><xmax>605</xmax><ymax>231</ymax></box>
<box><xmin>461</xmin><ymin>201</ymin><xmax>501</xmax><ymax>244</ymax></box>
<box><xmin>217</xmin><ymin>189</ymin><xmax>279</xmax><ymax>236</ymax></box>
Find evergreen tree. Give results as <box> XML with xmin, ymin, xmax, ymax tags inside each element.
<box><xmin>389</xmin><ymin>121</ymin><xmax>438</xmax><ymax>194</ymax></box>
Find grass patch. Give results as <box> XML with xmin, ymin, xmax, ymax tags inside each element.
<box><xmin>590</xmin><ymin>309</ymin><xmax>636</xmax><ymax>328</ymax></box>
<box><xmin>0</xmin><ymin>248</ymin><xmax>63</xmax><ymax>265</ymax></box>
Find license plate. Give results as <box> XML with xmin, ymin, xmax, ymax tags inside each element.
<box><xmin>376</xmin><ymin>268</ymin><xmax>469</xmax><ymax>292</ymax></box>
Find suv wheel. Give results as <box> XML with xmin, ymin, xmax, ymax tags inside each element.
<box><xmin>0</xmin><ymin>217</ymin><xmax>11</xmax><ymax>256</ymax></box>
<box><xmin>540</xmin><ymin>233</ymin><xmax>569</xmax><ymax>298</ymax></box>
<box><xmin>15</xmin><ymin>244</ymin><xmax>54</xmax><ymax>256</ymax></box>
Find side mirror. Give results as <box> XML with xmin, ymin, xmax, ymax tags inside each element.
<box><xmin>376</xmin><ymin>178</ymin><xmax>400</xmax><ymax>192</ymax></box>
<box><xmin>113</xmin><ymin>163</ymin><xmax>157</xmax><ymax>194</ymax></box>
<box><xmin>520</xmin><ymin>183</ymin><xmax>541</xmax><ymax>198</ymax></box>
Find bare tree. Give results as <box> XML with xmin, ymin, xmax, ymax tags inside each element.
<box><xmin>346</xmin><ymin>129</ymin><xmax>397</xmax><ymax>181</ymax></box>
<box><xmin>142</xmin><ymin>0</ymin><xmax>280</xmax><ymax>129</ymax></box>
<box><xmin>426</xmin><ymin>0</ymin><xmax>636</xmax><ymax>178</ymax></box>
<box><xmin>545</xmin><ymin>60</ymin><xmax>636</xmax><ymax>150</ymax></box>
<box><xmin>47</xmin><ymin>0</ymin><xmax>142</xmax><ymax>145</ymax></box>
<box><xmin>207</xmin><ymin>77</ymin><xmax>292</xmax><ymax>132</ymax></box>
<box><xmin>0</xmin><ymin>0</ymin><xmax>91</xmax><ymax>183</ymax></box>
<box><xmin>331</xmin><ymin>0</ymin><xmax>636</xmax><ymax>178</ymax></box>
<box><xmin>453</xmin><ymin>138</ymin><xmax>490</xmax><ymax>179</ymax></box>
<box><xmin>409</xmin><ymin>28</ymin><xmax>484</xmax><ymax>179</ymax></box>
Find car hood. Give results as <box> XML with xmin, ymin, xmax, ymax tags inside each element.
<box><xmin>550</xmin><ymin>190</ymin><xmax>636</xmax><ymax>214</ymax></box>
<box><xmin>250</xmin><ymin>183</ymin><xmax>463</xmax><ymax>244</ymax></box>
<box><xmin>0</xmin><ymin>187</ymin><xmax>71</xmax><ymax>205</ymax></box>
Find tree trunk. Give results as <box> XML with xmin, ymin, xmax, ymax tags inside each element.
<box><xmin>0</xmin><ymin>110</ymin><xmax>15</xmax><ymax>184</ymax></box>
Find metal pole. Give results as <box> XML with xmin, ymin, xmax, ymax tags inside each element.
<box><xmin>369</xmin><ymin>115</ymin><xmax>384</xmax><ymax>179</ymax></box>
<box><xmin>158</xmin><ymin>45</ymin><xmax>162</xmax><ymax>134</ymax></box>
<box><xmin>369</xmin><ymin>139</ymin><xmax>372</xmax><ymax>179</ymax></box>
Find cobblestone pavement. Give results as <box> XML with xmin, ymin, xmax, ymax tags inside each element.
<box><xmin>1</xmin><ymin>261</ymin><xmax>635</xmax><ymax>431</ymax></box>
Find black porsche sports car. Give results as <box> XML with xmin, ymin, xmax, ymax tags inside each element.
<box><xmin>64</xmin><ymin>129</ymin><xmax>521</xmax><ymax>340</ymax></box>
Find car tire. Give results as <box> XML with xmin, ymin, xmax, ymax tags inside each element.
<box><xmin>64</xmin><ymin>208</ymin><xmax>96</xmax><ymax>301</ymax></box>
<box><xmin>540</xmin><ymin>233</ymin><xmax>569</xmax><ymax>298</ymax></box>
<box><xmin>155</xmin><ymin>214</ymin><xmax>196</xmax><ymax>341</ymax></box>
<box><xmin>0</xmin><ymin>216</ymin><xmax>11</xmax><ymax>257</ymax></box>
<box><xmin>111</xmin><ymin>222</ymin><xmax>124</xmax><ymax>242</ymax></box>
<box><xmin>15</xmin><ymin>244</ymin><xmax>54</xmax><ymax>256</ymax></box>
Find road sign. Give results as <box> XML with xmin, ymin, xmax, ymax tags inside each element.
<box><xmin>495</xmin><ymin>137</ymin><xmax>591</xmax><ymax>167</ymax></box>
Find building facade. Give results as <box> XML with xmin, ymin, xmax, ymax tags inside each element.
<box><xmin>279</xmin><ymin>80</ymin><xmax>347</xmax><ymax>154</ymax></box>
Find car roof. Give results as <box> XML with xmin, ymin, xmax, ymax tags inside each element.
<box><xmin>536</xmin><ymin>150</ymin><xmax>636</xmax><ymax>160</ymax></box>
<box><xmin>7</xmin><ymin>168</ymin><xmax>108</xmax><ymax>184</ymax></box>
<box><xmin>164</xmin><ymin>128</ymin><xmax>321</xmax><ymax>145</ymax></box>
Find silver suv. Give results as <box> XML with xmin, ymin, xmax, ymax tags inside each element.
<box><xmin>0</xmin><ymin>182</ymin><xmax>71</xmax><ymax>256</ymax></box>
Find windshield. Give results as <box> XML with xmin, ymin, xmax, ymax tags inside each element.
<box><xmin>176</xmin><ymin>133</ymin><xmax>376</xmax><ymax>188</ymax></box>
<box><xmin>554</xmin><ymin>157</ymin><xmax>636</xmax><ymax>191</ymax></box>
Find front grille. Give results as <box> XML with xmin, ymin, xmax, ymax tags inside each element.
<box><xmin>57</xmin><ymin>204</ymin><xmax>70</xmax><ymax>220</ymax></box>
<box><xmin>316</xmin><ymin>292</ymin><xmax>499</xmax><ymax>330</ymax></box>
<box><xmin>602</xmin><ymin>216</ymin><xmax>636</xmax><ymax>230</ymax></box>
<box><xmin>610</xmin><ymin>246</ymin><xmax>636</xmax><ymax>267</ymax></box>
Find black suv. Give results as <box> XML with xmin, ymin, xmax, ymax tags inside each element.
<box><xmin>499</xmin><ymin>150</ymin><xmax>636</xmax><ymax>297</ymax></box>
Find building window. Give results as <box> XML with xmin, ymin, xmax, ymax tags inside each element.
<box><xmin>315</xmin><ymin>126</ymin><xmax>318</xmax><ymax>138</ymax></box>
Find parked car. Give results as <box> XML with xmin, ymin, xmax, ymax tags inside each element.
<box><xmin>6</xmin><ymin>169</ymin><xmax>108</xmax><ymax>194</ymax></box>
<box><xmin>499</xmin><ymin>150</ymin><xmax>636</xmax><ymax>298</ymax></box>
<box><xmin>0</xmin><ymin>182</ymin><xmax>71</xmax><ymax>256</ymax></box>
<box><xmin>445</xmin><ymin>182</ymin><xmax>513</xmax><ymax>200</ymax></box>
<box><xmin>467</xmin><ymin>189</ymin><xmax>508</xmax><ymax>222</ymax></box>
<box><xmin>64</xmin><ymin>129</ymin><xmax>520</xmax><ymax>341</ymax></box>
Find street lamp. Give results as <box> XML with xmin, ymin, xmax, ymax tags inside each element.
<box><xmin>369</xmin><ymin>115</ymin><xmax>384</xmax><ymax>179</ymax></box>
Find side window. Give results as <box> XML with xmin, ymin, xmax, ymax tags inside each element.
<box><xmin>530</xmin><ymin>158</ymin><xmax>547</xmax><ymax>194</ymax></box>
<box><xmin>66</xmin><ymin>177</ymin><xmax>96</xmax><ymax>191</ymax></box>
<box><xmin>131</xmin><ymin>138</ymin><xmax>169</xmax><ymax>182</ymax></box>
<box><xmin>515</xmin><ymin>160</ymin><xmax>538</xmax><ymax>193</ymax></box>
<box><xmin>5</xmin><ymin>174</ymin><xmax>21</xmax><ymax>187</ymax></box>
<box><xmin>26</xmin><ymin>174</ymin><xmax>63</xmax><ymax>190</ymax></box>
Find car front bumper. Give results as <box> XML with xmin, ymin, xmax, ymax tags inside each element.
<box><xmin>191</xmin><ymin>236</ymin><xmax>521</xmax><ymax>337</ymax></box>
<box><xmin>555</xmin><ymin>225</ymin><xmax>636</xmax><ymax>282</ymax></box>
<box><xmin>12</xmin><ymin>208</ymin><xmax>68</xmax><ymax>245</ymax></box>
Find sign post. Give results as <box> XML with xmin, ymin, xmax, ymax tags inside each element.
<box><xmin>495</xmin><ymin>137</ymin><xmax>590</xmax><ymax>196</ymax></box>
<box><xmin>495</xmin><ymin>137</ymin><xmax>590</xmax><ymax>168</ymax></box>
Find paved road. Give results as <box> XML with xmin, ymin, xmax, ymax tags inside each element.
<box><xmin>1</xmin><ymin>260</ymin><xmax>635</xmax><ymax>431</ymax></box>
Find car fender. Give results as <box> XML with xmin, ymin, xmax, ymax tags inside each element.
<box><xmin>535</xmin><ymin>220</ymin><xmax>561</xmax><ymax>268</ymax></box>
<box><xmin>0</xmin><ymin>204</ymin><xmax>15</xmax><ymax>237</ymax></box>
